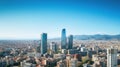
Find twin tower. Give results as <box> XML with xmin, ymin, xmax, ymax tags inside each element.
<box><xmin>41</xmin><ymin>28</ymin><xmax>73</xmax><ymax>54</ymax></box>
<box><xmin>61</xmin><ymin>28</ymin><xmax>73</xmax><ymax>49</ymax></box>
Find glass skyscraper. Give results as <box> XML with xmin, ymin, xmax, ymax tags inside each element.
<box><xmin>61</xmin><ymin>28</ymin><xmax>67</xmax><ymax>49</ymax></box>
<box><xmin>68</xmin><ymin>35</ymin><xmax>73</xmax><ymax>49</ymax></box>
<box><xmin>41</xmin><ymin>33</ymin><xmax>47</xmax><ymax>54</ymax></box>
<box><xmin>107</xmin><ymin>47</ymin><xmax>117</xmax><ymax>67</ymax></box>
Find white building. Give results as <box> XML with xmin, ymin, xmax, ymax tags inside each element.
<box><xmin>20</xmin><ymin>61</ymin><xmax>36</xmax><ymax>67</ymax></box>
<box><xmin>107</xmin><ymin>47</ymin><xmax>117</xmax><ymax>67</ymax></box>
<box><xmin>81</xmin><ymin>47</ymin><xmax>87</xmax><ymax>52</ymax></box>
<box><xmin>49</xmin><ymin>42</ymin><xmax>57</xmax><ymax>53</ymax></box>
<box><xmin>61</xmin><ymin>49</ymin><xmax>67</xmax><ymax>54</ymax></box>
<box><xmin>54</xmin><ymin>54</ymin><xmax>66</xmax><ymax>59</ymax></box>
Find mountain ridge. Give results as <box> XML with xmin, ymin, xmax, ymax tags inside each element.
<box><xmin>50</xmin><ymin>34</ymin><xmax>120</xmax><ymax>40</ymax></box>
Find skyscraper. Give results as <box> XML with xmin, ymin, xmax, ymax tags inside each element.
<box><xmin>61</xmin><ymin>28</ymin><xmax>67</xmax><ymax>49</ymax></box>
<box><xmin>68</xmin><ymin>35</ymin><xmax>73</xmax><ymax>49</ymax></box>
<box><xmin>41</xmin><ymin>33</ymin><xmax>47</xmax><ymax>54</ymax></box>
<box><xmin>107</xmin><ymin>47</ymin><xmax>117</xmax><ymax>67</ymax></box>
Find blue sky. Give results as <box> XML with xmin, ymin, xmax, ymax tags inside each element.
<box><xmin>0</xmin><ymin>0</ymin><xmax>120</xmax><ymax>39</ymax></box>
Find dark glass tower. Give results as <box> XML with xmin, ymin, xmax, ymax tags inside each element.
<box><xmin>41</xmin><ymin>33</ymin><xmax>47</xmax><ymax>54</ymax></box>
<box><xmin>61</xmin><ymin>28</ymin><xmax>67</xmax><ymax>49</ymax></box>
<box><xmin>68</xmin><ymin>35</ymin><xmax>73</xmax><ymax>49</ymax></box>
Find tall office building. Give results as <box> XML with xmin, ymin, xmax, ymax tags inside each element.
<box><xmin>107</xmin><ymin>47</ymin><xmax>117</xmax><ymax>67</ymax></box>
<box><xmin>68</xmin><ymin>35</ymin><xmax>73</xmax><ymax>49</ymax></box>
<box><xmin>61</xmin><ymin>28</ymin><xmax>67</xmax><ymax>49</ymax></box>
<box><xmin>41</xmin><ymin>33</ymin><xmax>47</xmax><ymax>54</ymax></box>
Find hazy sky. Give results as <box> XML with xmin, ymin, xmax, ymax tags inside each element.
<box><xmin>0</xmin><ymin>0</ymin><xmax>120</xmax><ymax>39</ymax></box>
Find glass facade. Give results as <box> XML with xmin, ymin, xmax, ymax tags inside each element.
<box><xmin>61</xmin><ymin>28</ymin><xmax>67</xmax><ymax>49</ymax></box>
<box><xmin>68</xmin><ymin>35</ymin><xmax>73</xmax><ymax>49</ymax></box>
<box><xmin>41</xmin><ymin>33</ymin><xmax>47</xmax><ymax>54</ymax></box>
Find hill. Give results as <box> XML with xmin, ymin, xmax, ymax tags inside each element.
<box><xmin>73</xmin><ymin>34</ymin><xmax>120</xmax><ymax>40</ymax></box>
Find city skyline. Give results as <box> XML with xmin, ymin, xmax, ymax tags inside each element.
<box><xmin>0</xmin><ymin>0</ymin><xmax>120</xmax><ymax>39</ymax></box>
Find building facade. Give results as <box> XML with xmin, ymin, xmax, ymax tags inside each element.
<box><xmin>68</xmin><ymin>35</ymin><xmax>73</xmax><ymax>49</ymax></box>
<box><xmin>107</xmin><ymin>48</ymin><xmax>117</xmax><ymax>67</ymax></box>
<box><xmin>41</xmin><ymin>33</ymin><xmax>47</xmax><ymax>54</ymax></box>
<box><xmin>50</xmin><ymin>42</ymin><xmax>57</xmax><ymax>53</ymax></box>
<box><xmin>61</xmin><ymin>28</ymin><xmax>67</xmax><ymax>49</ymax></box>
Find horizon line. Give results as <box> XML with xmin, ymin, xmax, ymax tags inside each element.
<box><xmin>0</xmin><ymin>34</ymin><xmax>119</xmax><ymax>40</ymax></box>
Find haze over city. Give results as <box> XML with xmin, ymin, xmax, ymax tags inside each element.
<box><xmin>0</xmin><ymin>0</ymin><xmax>120</xmax><ymax>39</ymax></box>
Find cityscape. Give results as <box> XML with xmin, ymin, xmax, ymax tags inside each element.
<box><xmin>0</xmin><ymin>28</ymin><xmax>120</xmax><ymax>67</ymax></box>
<box><xmin>0</xmin><ymin>0</ymin><xmax>120</xmax><ymax>67</ymax></box>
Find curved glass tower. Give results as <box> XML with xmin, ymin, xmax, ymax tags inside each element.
<box><xmin>61</xmin><ymin>28</ymin><xmax>67</xmax><ymax>49</ymax></box>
